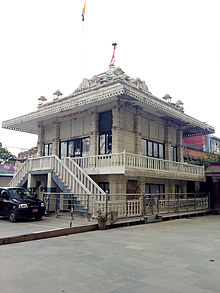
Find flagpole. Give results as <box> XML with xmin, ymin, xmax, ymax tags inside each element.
<box><xmin>80</xmin><ymin>0</ymin><xmax>86</xmax><ymax>80</ymax></box>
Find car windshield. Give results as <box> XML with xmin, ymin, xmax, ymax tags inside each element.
<box><xmin>8</xmin><ymin>188</ymin><xmax>35</xmax><ymax>200</ymax></box>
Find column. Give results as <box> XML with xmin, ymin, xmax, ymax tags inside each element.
<box><xmin>89</xmin><ymin>109</ymin><xmax>98</xmax><ymax>156</ymax></box>
<box><xmin>112</xmin><ymin>101</ymin><xmax>124</xmax><ymax>153</ymax></box>
<box><xmin>52</xmin><ymin>119</ymin><xmax>60</xmax><ymax>156</ymax></box>
<box><xmin>47</xmin><ymin>172</ymin><xmax>52</xmax><ymax>193</ymax></box>
<box><xmin>177</xmin><ymin>128</ymin><xmax>184</xmax><ymax>162</ymax></box>
<box><xmin>27</xmin><ymin>173</ymin><xmax>36</xmax><ymax>189</ymax></box>
<box><xmin>134</xmin><ymin>107</ymin><xmax>142</xmax><ymax>154</ymax></box>
<box><xmin>37</xmin><ymin>122</ymin><xmax>44</xmax><ymax>157</ymax></box>
<box><xmin>164</xmin><ymin>123</ymin><xmax>172</xmax><ymax>161</ymax></box>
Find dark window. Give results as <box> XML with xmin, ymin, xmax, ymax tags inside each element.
<box><xmin>44</xmin><ymin>143</ymin><xmax>52</xmax><ymax>156</ymax></box>
<box><xmin>145</xmin><ymin>184</ymin><xmax>165</xmax><ymax>199</ymax></box>
<box><xmin>99</xmin><ymin>111</ymin><xmax>112</xmax><ymax>133</ymax></box>
<box><xmin>98</xmin><ymin>182</ymin><xmax>110</xmax><ymax>193</ymax></box>
<box><xmin>99</xmin><ymin>111</ymin><xmax>112</xmax><ymax>155</ymax></box>
<box><xmin>60</xmin><ymin>137</ymin><xmax>90</xmax><ymax>159</ymax></box>
<box><xmin>171</xmin><ymin>146</ymin><xmax>177</xmax><ymax>161</ymax></box>
<box><xmin>175</xmin><ymin>185</ymin><xmax>180</xmax><ymax>194</ymax></box>
<box><xmin>74</xmin><ymin>139</ymin><xmax>81</xmax><ymax>157</ymax></box>
<box><xmin>142</xmin><ymin>139</ymin><xmax>164</xmax><ymax>159</ymax></box>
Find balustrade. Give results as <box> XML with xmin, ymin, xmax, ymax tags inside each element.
<box><xmin>73</xmin><ymin>152</ymin><xmax>204</xmax><ymax>177</ymax></box>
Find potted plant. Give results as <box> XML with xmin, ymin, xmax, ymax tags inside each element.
<box><xmin>97</xmin><ymin>210</ymin><xmax>107</xmax><ymax>230</ymax></box>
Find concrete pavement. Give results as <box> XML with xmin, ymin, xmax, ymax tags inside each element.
<box><xmin>0</xmin><ymin>215</ymin><xmax>220</xmax><ymax>293</ymax></box>
<box><xmin>0</xmin><ymin>215</ymin><xmax>96</xmax><ymax>245</ymax></box>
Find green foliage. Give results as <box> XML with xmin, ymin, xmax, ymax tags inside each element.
<box><xmin>191</xmin><ymin>151</ymin><xmax>220</xmax><ymax>166</ymax></box>
<box><xmin>0</xmin><ymin>142</ymin><xmax>17</xmax><ymax>163</ymax></box>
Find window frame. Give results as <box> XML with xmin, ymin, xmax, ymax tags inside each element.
<box><xmin>142</xmin><ymin>139</ymin><xmax>165</xmax><ymax>159</ymax></box>
<box><xmin>44</xmin><ymin>143</ymin><xmax>52</xmax><ymax>156</ymax></box>
<box><xmin>171</xmin><ymin>146</ymin><xmax>178</xmax><ymax>162</ymax></box>
<box><xmin>59</xmin><ymin>137</ymin><xmax>90</xmax><ymax>159</ymax></box>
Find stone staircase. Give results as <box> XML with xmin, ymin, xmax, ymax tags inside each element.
<box><xmin>8</xmin><ymin>155</ymin><xmax>105</xmax><ymax>216</ymax></box>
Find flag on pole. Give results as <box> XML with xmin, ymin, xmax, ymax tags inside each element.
<box><xmin>82</xmin><ymin>0</ymin><xmax>86</xmax><ymax>21</ymax></box>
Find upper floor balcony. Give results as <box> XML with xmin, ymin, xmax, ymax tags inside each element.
<box><xmin>72</xmin><ymin>151</ymin><xmax>205</xmax><ymax>181</ymax></box>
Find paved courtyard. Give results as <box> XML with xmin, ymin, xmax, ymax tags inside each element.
<box><xmin>0</xmin><ymin>215</ymin><xmax>90</xmax><ymax>238</ymax></box>
<box><xmin>0</xmin><ymin>215</ymin><xmax>220</xmax><ymax>293</ymax></box>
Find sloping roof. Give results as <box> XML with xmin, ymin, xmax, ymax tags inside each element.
<box><xmin>2</xmin><ymin>67</ymin><xmax>215</xmax><ymax>136</ymax></box>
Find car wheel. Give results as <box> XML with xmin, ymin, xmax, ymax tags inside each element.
<box><xmin>9</xmin><ymin>211</ymin><xmax>17</xmax><ymax>223</ymax></box>
<box><xmin>35</xmin><ymin>216</ymin><xmax>42</xmax><ymax>221</ymax></box>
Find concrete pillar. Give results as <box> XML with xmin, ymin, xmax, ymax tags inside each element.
<box><xmin>52</xmin><ymin>120</ymin><xmax>60</xmax><ymax>156</ymax></box>
<box><xmin>165</xmin><ymin>180</ymin><xmax>175</xmax><ymax>195</ymax></box>
<box><xmin>37</xmin><ymin>122</ymin><xmax>44</xmax><ymax>157</ymax></box>
<box><xmin>164</xmin><ymin>123</ymin><xmax>172</xmax><ymax>161</ymax></box>
<box><xmin>109</xmin><ymin>174</ymin><xmax>127</xmax><ymax>195</ymax></box>
<box><xmin>134</xmin><ymin>107</ymin><xmax>142</xmax><ymax>155</ymax></box>
<box><xmin>27</xmin><ymin>173</ymin><xmax>36</xmax><ymax>189</ymax></box>
<box><xmin>112</xmin><ymin>101</ymin><xmax>124</xmax><ymax>153</ymax></box>
<box><xmin>47</xmin><ymin>172</ymin><xmax>52</xmax><ymax>193</ymax></box>
<box><xmin>139</xmin><ymin>177</ymin><xmax>146</xmax><ymax>193</ymax></box>
<box><xmin>89</xmin><ymin>109</ymin><xmax>98</xmax><ymax>156</ymax></box>
<box><xmin>177</xmin><ymin>128</ymin><xmax>184</xmax><ymax>162</ymax></box>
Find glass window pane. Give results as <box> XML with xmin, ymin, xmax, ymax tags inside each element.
<box><xmin>48</xmin><ymin>144</ymin><xmax>52</xmax><ymax>156</ymax></box>
<box><xmin>99</xmin><ymin>134</ymin><xmax>106</xmax><ymax>155</ymax></box>
<box><xmin>142</xmin><ymin>139</ymin><xmax>147</xmax><ymax>155</ymax></box>
<box><xmin>60</xmin><ymin>142</ymin><xmax>67</xmax><ymax>160</ymax></box>
<box><xmin>82</xmin><ymin>137</ymin><xmax>90</xmax><ymax>157</ymax></box>
<box><xmin>151</xmin><ymin>184</ymin><xmax>159</xmax><ymax>194</ymax></box>
<box><xmin>159</xmin><ymin>185</ymin><xmax>164</xmax><ymax>194</ymax></box>
<box><xmin>44</xmin><ymin>144</ymin><xmax>48</xmax><ymax>156</ymax></box>
<box><xmin>153</xmin><ymin>143</ymin><xmax>158</xmax><ymax>158</ymax></box>
<box><xmin>159</xmin><ymin>144</ymin><xmax>164</xmax><ymax>159</ymax></box>
<box><xmin>172</xmin><ymin>146</ymin><xmax>177</xmax><ymax>161</ymax></box>
<box><xmin>146</xmin><ymin>184</ymin><xmax>150</xmax><ymax>194</ymax></box>
<box><xmin>148</xmin><ymin>141</ymin><xmax>153</xmax><ymax>157</ymax></box>
<box><xmin>74</xmin><ymin>139</ymin><xmax>81</xmax><ymax>157</ymax></box>
<box><xmin>68</xmin><ymin>141</ymin><xmax>74</xmax><ymax>157</ymax></box>
<box><xmin>106</xmin><ymin>134</ymin><xmax>112</xmax><ymax>154</ymax></box>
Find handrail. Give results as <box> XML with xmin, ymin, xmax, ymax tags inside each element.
<box><xmin>8</xmin><ymin>161</ymin><xmax>28</xmax><ymax>187</ymax></box>
<box><xmin>8</xmin><ymin>155</ymin><xmax>94</xmax><ymax>194</ymax></box>
<box><xmin>52</xmin><ymin>155</ymin><xmax>91</xmax><ymax>194</ymax></box>
<box><xmin>65</xmin><ymin>157</ymin><xmax>105</xmax><ymax>195</ymax></box>
<box><xmin>73</xmin><ymin>152</ymin><xmax>205</xmax><ymax>176</ymax></box>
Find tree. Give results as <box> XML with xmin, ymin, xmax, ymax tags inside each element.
<box><xmin>0</xmin><ymin>143</ymin><xmax>17</xmax><ymax>163</ymax></box>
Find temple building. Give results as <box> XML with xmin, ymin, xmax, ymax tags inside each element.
<box><xmin>2</xmin><ymin>66</ymin><xmax>214</xmax><ymax>198</ymax></box>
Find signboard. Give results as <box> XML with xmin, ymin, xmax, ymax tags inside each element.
<box><xmin>0</xmin><ymin>164</ymin><xmax>14</xmax><ymax>173</ymax></box>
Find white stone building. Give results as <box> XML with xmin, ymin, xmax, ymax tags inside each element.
<box><xmin>2</xmin><ymin>67</ymin><xmax>214</xmax><ymax>199</ymax></box>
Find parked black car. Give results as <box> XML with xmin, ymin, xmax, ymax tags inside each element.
<box><xmin>0</xmin><ymin>187</ymin><xmax>45</xmax><ymax>222</ymax></box>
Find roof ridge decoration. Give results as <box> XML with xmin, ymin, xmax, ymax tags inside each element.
<box><xmin>73</xmin><ymin>67</ymin><xmax>150</xmax><ymax>95</ymax></box>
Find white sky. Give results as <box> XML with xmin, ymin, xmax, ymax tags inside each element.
<box><xmin>0</xmin><ymin>0</ymin><xmax>219</xmax><ymax>156</ymax></box>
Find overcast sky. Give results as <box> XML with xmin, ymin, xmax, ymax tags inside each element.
<box><xmin>0</xmin><ymin>0</ymin><xmax>219</xmax><ymax>156</ymax></box>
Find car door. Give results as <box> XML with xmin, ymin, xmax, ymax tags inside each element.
<box><xmin>0</xmin><ymin>189</ymin><xmax>3</xmax><ymax>216</ymax></box>
<box><xmin>0</xmin><ymin>189</ymin><xmax>10</xmax><ymax>216</ymax></box>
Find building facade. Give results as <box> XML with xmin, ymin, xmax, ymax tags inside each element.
<box><xmin>183</xmin><ymin>134</ymin><xmax>220</xmax><ymax>154</ymax></box>
<box><xmin>2</xmin><ymin>67</ymin><xmax>214</xmax><ymax>198</ymax></box>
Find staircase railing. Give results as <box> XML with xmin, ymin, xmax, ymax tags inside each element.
<box><xmin>65</xmin><ymin>157</ymin><xmax>105</xmax><ymax>195</ymax></box>
<box><xmin>8</xmin><ymin>161</ymin><xmax>29</xmax><ymax>187</ymax></box>
<box><xmin>8</xmin><ymin>156</ymin><xmax>104</xmax><ymax>196</ymax></box>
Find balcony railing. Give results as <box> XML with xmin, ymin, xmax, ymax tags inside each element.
<box><xmin>73</xmin><ymin>152</ymin><xmax>205</xmax><ymax>178</ymax></box>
